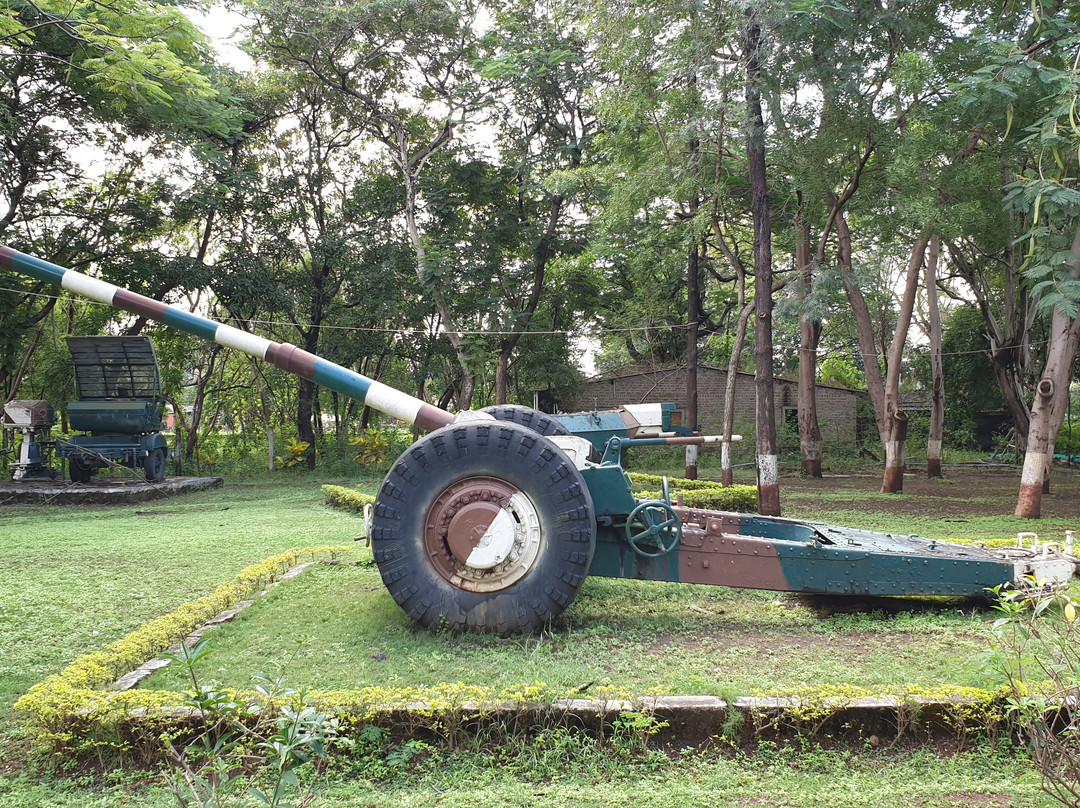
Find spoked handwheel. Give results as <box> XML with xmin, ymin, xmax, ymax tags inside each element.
<box><xmin>625</xmin><ymin>500</ymin><xmax>682</xmax><ymax>558</ymax></box>
<box><xmin>372</xmin><ymin>421</ymin><xmax>597</xmax><ymax>634</ymax></box>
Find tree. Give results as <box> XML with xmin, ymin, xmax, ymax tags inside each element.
<box><xmin>923</xmin><ymin>236</ymin><xmax>945</xmax><ymax>477</ymax></box>
<box><xmin>745</xmin><ymin>1</ymin><xmax>780</xmax><ymax>514</ymax></box>
<box><xmin>219</xmin><ymin>79</ymin><xmax>410</xmax><ymax>468</ymax></box>
<box><xmin>243</xmin><ymin>0</ymin><xmax>489</xmax><ymax>409</ymax></box>
<box><xmin>479</xmin><ymin>1</ymin><xmax>597</xmax><ymax>405</ymax></box>
<box><xmin>0</xmin><ymin>0</ymin><xmax>243</xmax><ymax>403</ymax></box>
<box><xmin>956</xmin><ymin>0</ymin><xmax>1080</xmax><ymax>516</ymax></box>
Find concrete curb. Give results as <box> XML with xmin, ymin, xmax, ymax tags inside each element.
<box><xmin>0</xmin><ymin>475</ymin><xmax>222</xmax><ymax>505</ymax></box>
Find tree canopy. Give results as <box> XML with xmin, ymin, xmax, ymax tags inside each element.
<box><xmin>3</xmin><ymin>0</ymin><xmax>1080</xmax><ymax>515</ymax></box>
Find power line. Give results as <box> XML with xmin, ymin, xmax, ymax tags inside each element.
<box><xmin>0</xmin><ymin>285</ymin><xmax>682</xmax><ymax>337</ymax></box>
<box><xmin>0</xmin><ymin>285</ymin><xmax>1053</xmax><ymax>356</ymax></box>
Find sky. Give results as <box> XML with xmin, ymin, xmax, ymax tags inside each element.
<box><xmin>186</xmin><ymin>5</ymin><xmax>256</xmax><ymax>71</ymax></box>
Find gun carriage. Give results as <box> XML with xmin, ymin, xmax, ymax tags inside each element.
<box><xmin>4</xmin><ymin>246</ymin><xmax>1075</xmax><ymax>633</ymax></box>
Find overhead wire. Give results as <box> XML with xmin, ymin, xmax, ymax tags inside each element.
<box><xmin>0</xmin><ymin>284</ymin><xmax>1053</xmax><ymax>356</ymax></box>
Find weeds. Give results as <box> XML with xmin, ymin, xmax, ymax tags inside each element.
<box><xmin>162</xmin><ymin>639</ymin><xmax>346</xmax><ymax>808</ymax></box>
<box><xmin>986</xmin><ymin>584</ymin><xmax>1080</xmax><ymax>808</ymax></box>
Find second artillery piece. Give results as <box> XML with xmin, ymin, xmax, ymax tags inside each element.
<box><xmin>60</xmin><ymin>335</ymin><xmax>169</xmax><ymax>483</ymax></box>
<box><xmin>4</xmin><ymin>245</ymin><xmax>1076</xmax><ymax>633</ymax></box>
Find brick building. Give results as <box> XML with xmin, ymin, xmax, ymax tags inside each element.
<box><xmin>559</xmin><ymin>364</ymin><xmax>861</xmax><ymax>444</ymax></box>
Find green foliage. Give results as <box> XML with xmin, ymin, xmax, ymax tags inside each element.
<box><xmin>162</xmin><ymin>639</ymin><xmax>345</xmax><ymax>808</ymax></box>
<box><xmin>986</xmin><ymin>584</ymin><xmax>1080</xmax><ymax>808</ymax></box>
<box><xmin>908</xmin><ymin>305</ymin><xmax>1006</xmax><ymax>450</ymax></box>
<box><xmin>320</xmin><ymin>486</ymin><xmax>375</xmax><ymax>515</ymax></box>
<box><xmin>817</xmin><ymin>354</ymin><xmax>864</xmax><ymax>389</ymax></box>
<box><xmin>275</xmin><ymin>439</ymin><xmax>310</xmax><ymax>469</ymax></box>
<box><xmin>350</xmin><ymin>429</ymin><xmax>390</xmax><ymax>466</ymax></box>
<box><xmin>2</xmin><ymin>0</ymin><xmax>243</xmax><ymax>138</ymax></box>
<box><xmin>628</xmin><ymin>472</ymin><xmax>758</xmax><ymax>511</ymax></box>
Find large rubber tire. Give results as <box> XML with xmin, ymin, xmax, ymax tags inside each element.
<box><xmin>481</xmin><ymin>405</ymin><xmax>571</xmax><ymax>438</ymax></box>
<box><xmin>143</xmin><ymin>447</ymin><xmax>166</xmax><ymax>482</ymax></box>
<box><xmin>372</xmin><ymin>421</ymin><xmax>596</xmax><ymax>634</ymax></box>
<box><xmin>69</xmin><ymin>454</ymin><xmax>93</xmax><ymax>483</ymax></box>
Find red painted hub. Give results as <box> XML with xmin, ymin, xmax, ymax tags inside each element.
<box><xmin>422</xmin><ymin>476</ymin><xmax>542</xmax><ymax>592</ymax></box>
<box><xmin>424</xmin><ymin>477</ymin><xmax>516</xmax><ymax>580</ymax></box>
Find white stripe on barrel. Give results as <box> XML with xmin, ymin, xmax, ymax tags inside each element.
<box><xmin>61</xmin><ymin>271</ymin><xmax>119</xmax><ymax>306</ymax></box>
<box><xmin>214</xmin><ymin>323</ymin><xmax>272</xmax><ymax>359</ymax></box>
<box><xmin>364</xmin><ymin>380</ymin><xmax>425</xmax><ymax>425</ymax></box>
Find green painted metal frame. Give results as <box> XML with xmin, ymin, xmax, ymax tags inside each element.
<box><xmin>578</xmin><ymin>440</ymin><xmax>1072</xmax><ymax>599</ymax></box>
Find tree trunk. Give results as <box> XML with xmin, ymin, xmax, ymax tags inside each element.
<box><xmin>298</xmin><ymin>328</ymin><xmax>320</xmax><ymax>471</ymax></box>
<box><xmin>685</xmin><ymin>233</ymin><xmax>700</xmax><ymax>480</ymax></box>
<box><xmin>1015</xmin><ymin>223</ymin><xmax>1080</xmax><ymax>518</ymax></box>
<box><xmin>795</xmin><ymin>215</ymin><xmax>823</xmax><ymax>478</ymax></box>
<box><xmin>297</xmin><ymin>376</ymin><xmax>317</xmax><ymax>470</ymax></box>
<box><xmin>494</xmin><ymin>351</ymin><xmax>510</xmax><ymax>406</ymax></box>
<box><xmin>722</xmin><ymin>299</ymin><xmax>754</xmax><ymax>487</ymax></box>
<box><xmin>947</xmin><ymin>213</ymin><xmax>1035</xmax><ymax>453</ymax></box>
<box><xmin>837</xmin><ymin>210</ymin><xmax>889</xmax><ymax>448</ymax></box>
<box><xmin>925</xmin><ymin>236</ymin><xmax>945</xmax><ymax>478</ymax></box>
<box><xmin>746</xmin><ymin>6</ymin><xmax>779</xmax><ymax>516</ymax></box>
<box><xmin>881</xmin><ymin>234</ymin><xmax>929</xmax><ymax>493</ymax></box>
<box><xmin>403</xmin><ymin>158</ymin><xmax>475</xmax><ymax>411</ymax></box>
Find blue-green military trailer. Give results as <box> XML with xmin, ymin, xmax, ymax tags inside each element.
<box><xmin>60</xmin><ymin>336</ymin><xmax>170</xmax><ymax>483</ymax></box>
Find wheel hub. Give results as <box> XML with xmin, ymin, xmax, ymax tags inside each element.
<box><xmin>424</xmin><ymin>477</ymin><xmax>542</xmax><ymax>592</ymax></box>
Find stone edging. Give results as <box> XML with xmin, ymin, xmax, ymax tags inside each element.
<box><xmin>111</xmin><ymin>561</ymin><xmax>312</xmax><ymax>692</ymax></box>
<box><xmin>107</xmin><ymin>560</ymin><xmax>1007</xmax><ymax>746</ymax></box>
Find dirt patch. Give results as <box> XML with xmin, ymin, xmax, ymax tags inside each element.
<box><xmin>778</xmin><ymin>465</ymin><xmax>1080</xmax><ymax>521</ymax></box>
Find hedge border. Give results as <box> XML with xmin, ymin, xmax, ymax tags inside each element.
<box><xmin>14</xmin><ymin>546</ymin><xmax>1019</xmax><ymax>762</ymax></box>
<box><xmin>321</xmin><ymin>484</ymin><xmax>375</xmax><ymax>514</ymax></box>
<box><xmin>14</xmin><ymin>546</ymin><xmax>352</xmax><ymax>758</ymax></box>
<box><xmin>628</xmin><ymin>473</ymin><xmax>758</xmax><ymax>511</ymax></box>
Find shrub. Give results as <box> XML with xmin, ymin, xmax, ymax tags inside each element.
<box><xmin>629</xmin><ymin>473</ymin><xmax>757</xmax><ymax>511</ymax></box>
<box><xmin>321</xmin><ymin>485</ymin><xmax>376</xmax><ymax>514</ymax></box>
<box><xmin>351</xmin><ymin>428</ymin><xmax>391</xmax><ymax>465</ymax></box>
<box><xmin>275</xmin><ymin>438</ymin><xmax>310</xmax><ymax>468</ymax></box>
<box><xmin>986</xmin><ymin>585</ymin><xmax>1080</xmax><ymax>808</ymax></box>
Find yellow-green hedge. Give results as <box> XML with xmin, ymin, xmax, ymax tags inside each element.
<box><xmin>322</xmin><ymin>484</ymin><xmax>376</xmax><ymax>514</ymax></box>
<box><xmin>15</xmin><ymin>547</ymin><xmax>352</xmax><ymax>758</ymax></box>
<box><xmin>629</xmin><ymin>473</ymin><xmax>757</xmax><ymax>511</ymax></box>
<box><xmin>15</xmin><ymin>546</ymin><xmax>1014</xmax><ymax>762</ymax></box>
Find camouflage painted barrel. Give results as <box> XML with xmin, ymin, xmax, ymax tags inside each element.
<box><xmin>1</xmin><ymin>247</ymin><xmax>454</xmax><ymax>433</ymax></box>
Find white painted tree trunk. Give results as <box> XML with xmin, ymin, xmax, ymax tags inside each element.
<box><xmin>1015</xmin><ymin>224</ymin><xmax>1080</xmax><ymax>517</ymax></box>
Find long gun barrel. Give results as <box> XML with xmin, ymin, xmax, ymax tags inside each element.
<box><xmin>1</xmin><ymin>247</ymin><xmax>455</xmax><ymax>432</ymax></box>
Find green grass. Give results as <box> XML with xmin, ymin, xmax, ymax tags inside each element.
<box><xmin>0</xmin><ymin>740</ymin><xmax>1059</xmax><ymax>807</ymax></box>
<box><xmin>0</xmin><ymin>474</ymin><xmax>381</xmax><ymax>713</ymax></box>
<box><xmin>141</xmin><ymin>562</ymin><xmax>995</xmax><ymax>697</ymax></box>
<box><xmin>1</xmin><ymin>466</ymin><xmax>1074</xmax><ymax>807</ymax></box>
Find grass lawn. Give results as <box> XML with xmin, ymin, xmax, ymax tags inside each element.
<box><xmin>0</xmin><ymin>463</ymin><xmax>1076</xmax><ymax>807</ymax></box>
<box><xmin>141</xmin><ymin>562</ymin><xmax>995</xmax><ymax>697</ymax></box>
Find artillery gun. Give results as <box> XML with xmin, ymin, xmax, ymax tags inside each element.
<box><xmin>61</xmin><ymin>335</ymin><xmax>169</xmax><ymax>483</ymax></box>
<box><xmin>4</xmin><ymin>246</ymin><xmax>1076</xmax><ymax>633</ymax></box>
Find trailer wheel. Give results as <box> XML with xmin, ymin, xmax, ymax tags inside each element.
<box><xmin>69</xmin><ymin>454</ymin><xmax>93</xmax><ymax>483</ymax></box>
<box><xmin>372</xmin><ymin>421</ymin><xmax>596</xmax><ymax>634</ymax></box>
<box><xmin>481</xmin><ymin>404</ymin><xmax>571</xmax><ymax>438</ymax></box>
<box><xmin>143</xmin><ymin>448</ymin><xmax>166</xmax><ymax>482</ymax></box>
